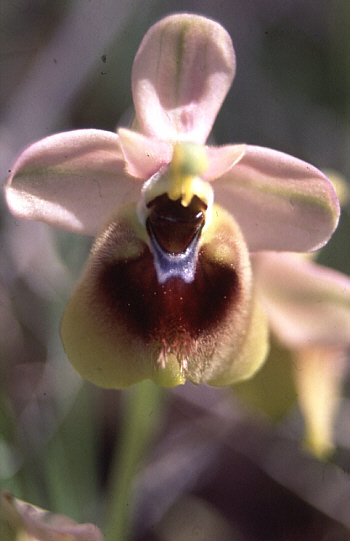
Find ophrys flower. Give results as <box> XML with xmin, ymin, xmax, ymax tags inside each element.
<box><xmin>5</xmin><ymin>14</ymin><xmax>340</xmax><ymax>388</ymax></box>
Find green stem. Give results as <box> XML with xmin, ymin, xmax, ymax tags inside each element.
<box><xmin>104</xmin><ymin>380</ymin><xmax>164</xmax><ymax>541</ymax></box>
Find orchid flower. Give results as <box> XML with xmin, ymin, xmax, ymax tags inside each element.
<box><xmin>252</xmin><ymin>252</ymin><xmax>350</xmax><ymax>458</ymax></box>
<box><xmin>0</xmin><ymin>490</ymin><xmax>104</xmax><ymax>541</ymax></box>
<box><xmin>5</xmin><ymin>14</ymin><xmax>340</xmax><ymax>389</ymax></box>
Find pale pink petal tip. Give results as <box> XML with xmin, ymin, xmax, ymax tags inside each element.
<box><xmin>0</xmin><ymin>490</ymin><xmax>104</xmax><ymax>541</ymax></box>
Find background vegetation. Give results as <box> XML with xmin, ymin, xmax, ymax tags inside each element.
<box><xmin>1</xmin><ymin>1</ymin><xmax>349</xmax><ymax>539</ymax></box>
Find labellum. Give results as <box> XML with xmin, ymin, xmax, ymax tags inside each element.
<box><xmin>61</xmin><ymin>143</ymin><xmax>268</xmax><ymax>388</ymax></box>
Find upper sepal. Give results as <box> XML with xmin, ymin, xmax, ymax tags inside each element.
<box><xmin>132</xmin><ymin>14</ymin><xmax>235</xmax><ymax>143</ymax></box>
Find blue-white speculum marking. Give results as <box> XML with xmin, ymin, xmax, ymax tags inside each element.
<box><xmin>137</xmin><ymin>142</ymin><xmax>214</xmax><ymax>284</ymax></box>
<box><xmin>146</xmin><ymin>194</ymin><xmax>205</xmax><ymax>283</ymax></box>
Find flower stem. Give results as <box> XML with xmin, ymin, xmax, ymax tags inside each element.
<box><xmin>104</xmin><ymin>380</ymin><xmax>164</xmax><ymax>541</ymax></box>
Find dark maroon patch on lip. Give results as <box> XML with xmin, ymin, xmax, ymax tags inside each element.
<box><xmin>96</xmin><ymin>244</ymin><xmax>239</xmax><ymax>345</ymax></box>
<box><xmin>146</xmin><ymin>194</ymin><xmax>206</xmax><ymax>254</ymax></box>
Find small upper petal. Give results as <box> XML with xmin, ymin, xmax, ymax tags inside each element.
<box><xmin>118</xmin><ymin>128</ymin><xmax>172</xmax><ymax>179</ymax></box>
<box><xmin>213</xmin><ymin>145</ymin><xmax>340</xmax><ymax>252</ymax></box>
<box><xmin>132</xmin><ymin>14</ymin><xmax>235</xmax><ymax>143</ymax></box>
<box><xmin>6</xmin><ymin>129</ymin><xmax>141</xmax><ymax>235</ymax></box>
<box><xmin>254</xmin><ymin>252</ymin><xmax>350</xmax><ymax>348</ymax></box>
<box><xmin>204</xmin><ymin>144</ymin><xmax>246</xmax><ymax>180</ymax></box>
